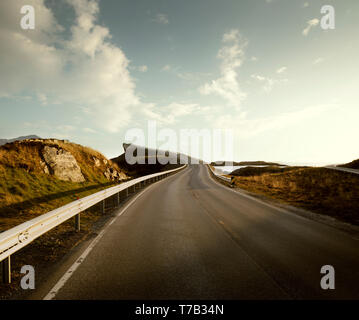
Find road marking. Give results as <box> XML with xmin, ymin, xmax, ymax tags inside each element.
<box><xmin>43</xmin><ymin>169</ymin><xmax>188</xmax><ymax>300</ymax></box>
<box><xmin>43</xmin><ymin>185</ymin><xmax>156</xmax><ymax>300</ymax></box>
<box><xmin>206</xmin><ymin>165</ymin><xmax>308</xmax><ymax>219</ymax></box>
<box><xmin>207</xmin><ymin>165</ymin><xmax>359</xmax><ymax>241</ymax></box>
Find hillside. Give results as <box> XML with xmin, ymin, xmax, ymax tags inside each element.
<box><xmin>112</xmin><ymin>143</ymin><xmax>187</xmax><ymax>177</ymax></box>
<box><xmin>338</xmin><ymin>159</ymin><xmax>359</xmax><ymax>169</ymax></box>
<box><xmin>230</xmin><ymin>167</ymin><xmax>359</xmax><ymax>225</ymax></box>
<box><xmin>230</xmin><ymin>166</ymin><xmax>301</xmax><ymax>176</ymax></box>
<box><xmin>0</xmin><ymin>138</ymin><xmax>128</xmax><ymax>230</ymax></box>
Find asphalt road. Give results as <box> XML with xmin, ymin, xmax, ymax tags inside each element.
<box><xmin>325</xmin><ymin>166</ymin><xmax>359</xmax><ymax>175</ymax></box>
<box><xmin>36</xmin><ymin>165</ymin><xmax>359</xmax><ymax>299</ymax></box>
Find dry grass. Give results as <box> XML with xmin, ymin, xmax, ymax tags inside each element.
<box><xmin>0</xmin><ymin>139</ymin><xmax>130</xmax><ymax>299</ymax></box>
<box><xmin>0</xmin><ymin>139</ymin><xmax>125</xmax><ymax>231</ymax></box>
<box><xmin>232</xmin><ymin>167</ymin><xmax>359</xmax><ymax>225</ymax></box>
<box><xmin>231</xmin><ymin>166</ymin><xmax>301</xmax><ymax>176</ymax></box>
<box><xmin>339</xmin><ymin>159</ymin><xmax>359</xmax><ymax>169</ymax></box>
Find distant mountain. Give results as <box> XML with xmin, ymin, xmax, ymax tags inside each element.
<box><xmin>0</xmin><ymin>135</ymin><xmax>41</xmax><ymax>146</ymax></box>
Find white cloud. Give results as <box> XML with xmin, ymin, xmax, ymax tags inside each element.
<box><xmin>176</xmin><ymin>71</ymin><xmax>211</xmax><ymax>83</ymax></box>
<box><xmin>222</xmin><ymin>29</ymin><xmax>239</xmax><ymax>43</ymax></box>
<box><xmin>37</xmin><ymin>93</ymin><xmax>48</xmax><ymax>106</ymax></box>
<box><xmin>313</xmin><ymin>57</ymin><xmax>324</xmax><ymax>65</ymax></box>
<box><xmin>302</xmin><ymin>18</ymin><xmax>319</xmax><ymax>36</ymax></box>
<box><xmin>0</xmin><ymin>0</ymin><xmax>146</xmax><ymax>133</ymax></box>
<box><xmin>214</xmin><ymin>104</ymin><xmax>338</xmax><ymax>139</ymax></box>
<box><xmin>138</xmin><ymin>65</ymin><xmax>148</xmax><ymax>72</ymax></box>
<box><xmin>251</xmin><ymin>75</ymin><xmax>266</xmax><ymax>81</ymax></box>
<box><xmin>251</xmin><ymin>74</ymin><xmax>288</xmax><ymax>93</ymax></box>
<box><xmin>161</xmin><ymin>64</ymin><xmax>171</xmax><ymax>71</ymax></box>
<box><xmin>153</xmin><ymin>13</ymin><xmax>169</xmax><ymax>25</ymax></box>
<box><xmin>83</xmin><ymin>127</ymin><xmax>97</xmax><ymax>133</ymax></box>
<box><xmin>141</xmin><ymin>102</ymin><xmax>208</xmax><ymax>125</ymax></box>
<box><xmin>276</xmin><ymin>66</ymin><xmax>287</xmax><ymax>74</ymax></box>
<box><xmin>199</xmin><ymin>29</ymin><xmax>247</xmax><ymax>109</ymax></box>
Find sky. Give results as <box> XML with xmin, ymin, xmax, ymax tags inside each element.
<box><xmin>0</xmin><ymin>0</ymin><xmax>358</xmax><ymax>164</ymax></box>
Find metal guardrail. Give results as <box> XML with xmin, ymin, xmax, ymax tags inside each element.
<box><xmin>208</xmin><ymin>165</ymin><xmax>232</xmax><ymax>183</ymax></box>
<box><xmin>0</xmin><ymin>165</ymin><xmax>186</xmax><ymax>283</ymax></box>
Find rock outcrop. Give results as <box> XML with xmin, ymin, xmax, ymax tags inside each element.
<box><xmin>42</xmin><ymin>146</ymin><xmax>85</xmax><ymax>182</ymax></box>
<box><xmin>93</xmin><ymin>157</ymin><xmax>101</xmax><ymax>167</ymax></box>
<box><xmin>39</xmin><ymin>160</ymin><xmax>49</xmax><ymax>174</ymax></box>
<box><xmin>104</xmin><ymin>167</ymin><xmax>127</xmax><ymax>181</ymax></box>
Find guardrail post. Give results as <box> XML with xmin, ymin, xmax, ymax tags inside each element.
<box><xmin>75</xmin><ymin>214</ymin><xmax>80</xmax><ymax>232</ymax></box>
<box><xmin>117</xmin><ymin>192</ymin><xmax>120</xmax><ymax>206</ymax></box>
<box><xmin>2</xmin><ymin>256</ymin><xmax>11</xmax><ymax>284</ymax></box>
<box><xmin>125</xmin><ymin>188</ymin><xmax>129</xmax><ymax>197</ymax></box>
<box><xmin>102</xmin><ymin>200</ymin><xmax>105</xmax><ymax>214</ymax></box>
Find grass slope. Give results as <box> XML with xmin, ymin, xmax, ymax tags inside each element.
<box><xmin>0</xmin><ymin>139</ymin><xmax>125</xmax><ymax>230</ymax></box>
<box><xmin>339</xmin><ymin>159</ymin><xmax>359</xmax><ymax>169</ymax></box>
<box><xmin>231</xmin><ymin>167</ymin><xmax>359</xmax><ymax>225</ymax></box>
<box><xmin>230</xmin><ymin>166</ymin><xmax>301</xmax><ymax>176</ymax></box>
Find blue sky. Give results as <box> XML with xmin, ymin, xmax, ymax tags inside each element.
<box><xmin>0</xmin><ymin>0</ymin><xmax>358</xmax><ymax>164</ymax></box>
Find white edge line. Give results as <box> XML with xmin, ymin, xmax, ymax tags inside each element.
<box><xmin>207</xmin><ymin>165</ymin><xmax>359</xmax><ymax>238</ymax></box>
<box><xmin>42</xmin><ymin>184</ymin><xmax>157</xmax><ymax>300</ymax></box>
<box><xmin>206</xmin><ymin>165</ymin><xmax>309</xmax><ymax>219</ymax></box>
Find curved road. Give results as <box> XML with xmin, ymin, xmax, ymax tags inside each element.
<box><xmin>36</xmin><ymin>165</ymin><xmax>359</xmax><ymax>299</ymax></box>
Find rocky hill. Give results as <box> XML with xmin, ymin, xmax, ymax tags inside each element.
<box><xmin>112</xmin><ymin>143</ymin><xmax>189</xmax><ymax>177</ymax></box>
<box><xmin>0</xmin><ymin>138</ymin><xmax>128</xmax><ymax>229</ymax></box>
<box><xmin>0</xmin><ymin>138</ymin><xmax>127</xmax><ymax>183</ymax></box>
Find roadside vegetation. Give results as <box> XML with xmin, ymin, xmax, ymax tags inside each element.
<box><xmin>0</xmin><ymin>139</ymin><xmax>124</xmax><ymax>231</ymax></box>
<box><xmin>0</xmin><ymin>139</ymin><xmax>130</xmax><ymax>299</ymax></box>
<box><xmin>339</xmin><ymin>159</ymin><xmax>359</xmax><ymax>169</ymax></box>
<box><xmin>231</xmin><ymin>167</ymin><xmax>359</xmax><ymax>225</ymax></box>
<box><xmin>230</xmin><ymin>166</ymin><xmax>301</xmax><ymax>177</ymax></box>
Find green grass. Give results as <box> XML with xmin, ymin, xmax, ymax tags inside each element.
<box><xmin>0</xmin><ymin>140</ymin><xmax>125</xmax><ymax>231</ymax></box>
<box><xmin>0</xmin><ymin>166</ymin><xmax>116</xmax><ymax>231</ymax></box>
<box><xmin>0</xmin><ymin>139</ymin><xmax>129</xmax><ymax>299</ymax></box>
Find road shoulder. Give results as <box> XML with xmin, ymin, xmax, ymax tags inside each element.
<box><xmin>206</xmin><ymin>165</ymin><xmax>359</xmax><ymax>240</ymax></box>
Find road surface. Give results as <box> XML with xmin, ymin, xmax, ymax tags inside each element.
<box><xmin>325</xmin><ymin>166</ymin><xmax>359</xmax><ymax>175</ymax></box>
<box><xmin>34</xmin><ymin>165</ymin><xmax>359</xmax><ymax>299</ymax></box>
